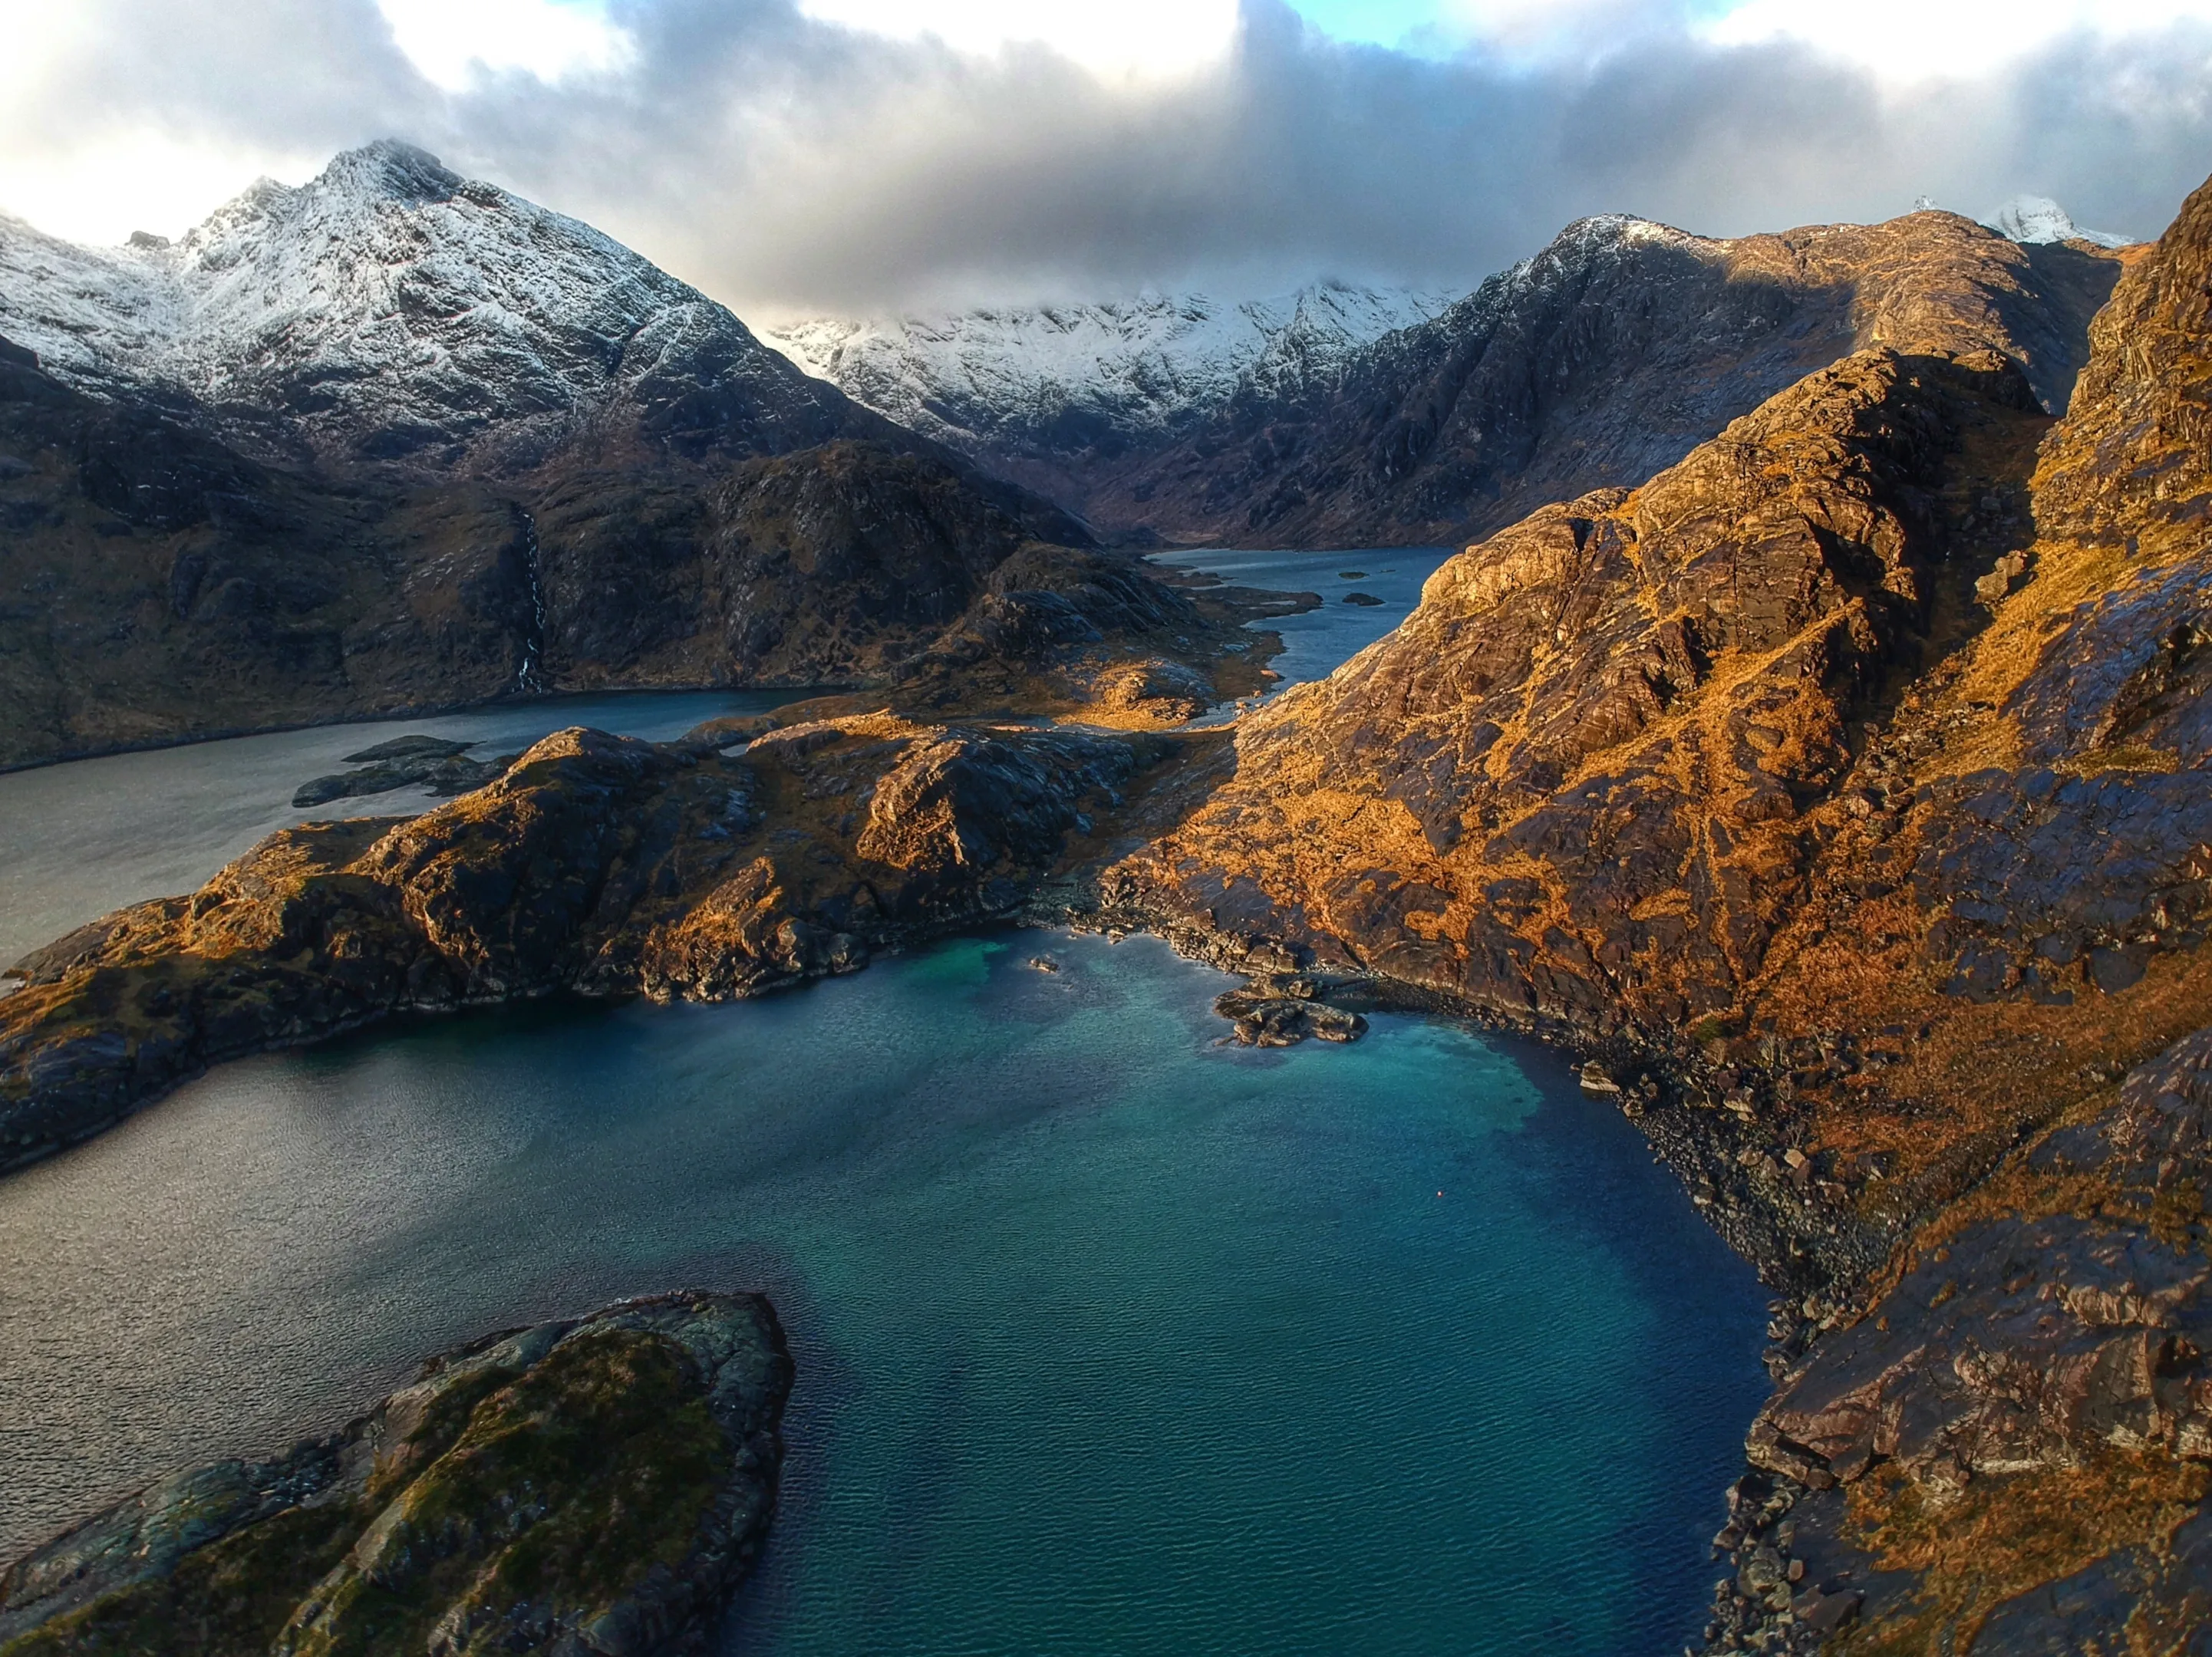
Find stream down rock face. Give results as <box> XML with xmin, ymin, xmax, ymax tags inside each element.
<box><xmin>0</xmin><ymin>716</ymin><xmax>1164</xmax><ymax>1166</ymax></box>
<box><xmin>1113</xmin><ymin>168</ymin><xmax>2212</xmax><ymax>1652</ymax></box>
<box><xmin>0</xmin><ymin>1291</ymin><xmax>791</xmax><ymax>1657</ymax></box>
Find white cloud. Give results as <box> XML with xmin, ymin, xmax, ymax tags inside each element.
<box><xmin>375</xmin><ymin>0</ymin><xmax>635</xmax><ymax>91</ymax></box>
<box><xmin>1703</xmin><ymin>0</ymin><xmax>2212</xmax><ymax>81</ymax></box>
<box><xmin>0</xmin><ymin>137</ymin><xmax>317</xmax><ymax>245</ymax></box>
<box><xmin>795</xmin><ymin>0</ymin><xmax>1241</xmax><ymax>77</ymax></box>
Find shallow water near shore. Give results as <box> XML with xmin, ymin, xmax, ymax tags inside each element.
<box><xmin>0</xmin><ymin>931</ymin><xmax>1766</xmax><ymax>1654</ymax></box>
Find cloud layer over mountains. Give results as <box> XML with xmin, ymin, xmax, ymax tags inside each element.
<box><xmin>4</xmin><ymin>0</ymin><xmax>2210</xmax><ymax>311</ymax></box>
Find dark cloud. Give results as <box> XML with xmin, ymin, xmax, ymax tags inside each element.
<box><xmin>9</xmin><ymin>0</ymin><xmax>2212</xmax><ymax>313</ymax></box>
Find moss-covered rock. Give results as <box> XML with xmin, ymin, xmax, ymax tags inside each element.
<box><xmin>0</xmin><ymin>1293</ymin><xmax>790</xmax><ymax>1657</ymax></box>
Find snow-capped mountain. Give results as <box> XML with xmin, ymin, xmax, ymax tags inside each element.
<box><xmin>0</xmin><ymin>140</ymin><xmax>847</xmax><ymax>473</ymax></box>
<box><xmin>1983</xmin><ymin>195</ymin><xmax>2133</xmax><ymax>249</ymax></box>
<box><xmin>763</xmin><ymin>282</ymin><xmax>1454</xmax><ymax>469</ymax></box>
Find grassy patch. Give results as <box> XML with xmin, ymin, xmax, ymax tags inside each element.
<box><xmin>288</xmin><ymin>1328</ymin><xmax>726</xmax><ymax>1657</ymax></box>
<box><xmin>1837</xmin><ymin>1453</ymin><xmax>2211</xmax><ymax>1655</ymax></box>
<box><xmin>0</xmin><ymin>1504</ymin><xmax>364</xmax><ymax>1657</ymax></box>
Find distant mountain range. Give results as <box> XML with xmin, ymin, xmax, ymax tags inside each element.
<box><xmin>0</xmin><ymin>147</ymin><xmax>2143</xmax><ymax>763</ymax></box>
<box><xmin>762</xmin><ymin>282</ymin><xmax>1453</xmax><ymax>513</ymax></box>
<box><xmin>768</xmin><ymin>204</ymin><xmax>2135</xmax><ymax>547</ymax></box>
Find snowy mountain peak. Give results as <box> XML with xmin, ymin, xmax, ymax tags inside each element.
<box><xmin>1983</xmin><ymin>195</ymin><xmax>2133</xmax><ymax>249</ymax></box>
<box><xmin>323</xmin><ymin>138</ymin><xmax>465</xmax><ymax>202</ymax></box>
<box><xmin>762</xmin><ymin>278</ymin><xmax>1455</xmax><ymax>465</ymax></box>
<box><xmin>0</xmin><ymin>141</ymin><xmax>836</xmax><ymax>473</ymax></box>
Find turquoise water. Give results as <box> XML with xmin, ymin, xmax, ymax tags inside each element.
<box><xmin>0</xmin><ymin>931</ymin><xmax>1765</xmax><ymax>1654</ymax></box>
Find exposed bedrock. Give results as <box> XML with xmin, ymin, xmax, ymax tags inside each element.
<box><xmin>0</xmin><ymin>714</ymin><xmax>1170</xmax><ymax>1169</ymax></box>
<box><xmin>1095</xmin><ymin>171</ymin><xmax>2212</xmax><ymax>1652</ymax></box>
<box><xmin>0</xmin><ymin>1290</ymin><xmax>791</xmax><ymax>1657</ymax></box>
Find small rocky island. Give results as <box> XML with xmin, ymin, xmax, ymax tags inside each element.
<box><xmin>0</xmin><ymin>1293</ymin><xmax>790</xmax><ymax>1657</ymax></box>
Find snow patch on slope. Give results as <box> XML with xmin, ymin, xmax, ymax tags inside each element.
<box><xmin>1983</xmin><ymin>195</ymin><xmax>2132</xmax><ymax>249</ymax></box>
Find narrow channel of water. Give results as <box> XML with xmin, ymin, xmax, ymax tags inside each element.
<box><xmin>1151</xmin><ymin>545</ymin><xmax>1455</xmax><ymax>700</ymax></box>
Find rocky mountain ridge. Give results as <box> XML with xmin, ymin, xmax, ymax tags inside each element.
<box><xmin>763</xmin><ymin>280</ymin><xmax>1452</xmax><ymax>514</ymax></box>
<box><xmin>1095</xmin><ymin>209</ymin><xmax>2135</xmax><ymax>551</ymax></box>
<box><xmin>0</xmin><ymin>140</ymin><xmax>850</xmax><ymax>476</ymax></box>
<box><xmin>770</xmin><ymin>209</ymin><xmax>2136</xmax><ymax>555</ymax></box>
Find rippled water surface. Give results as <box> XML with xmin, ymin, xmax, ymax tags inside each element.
<box><xmin>0</xmin><ymin>933</ymin><xmax>1765</xmax><ymax>1654</ymax></box>
<box><xmin>0</xmin><ymin>689</ymin><xmax>806</xmax><ymax>969</ymax></box>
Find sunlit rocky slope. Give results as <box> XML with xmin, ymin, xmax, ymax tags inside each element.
<box><xmin>1109</xmin><ymin>168</ymin><xmax>2212</xmax><ymax>1652</ymax></box>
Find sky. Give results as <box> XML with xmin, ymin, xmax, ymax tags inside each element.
<box><xmin>1</xmin><ymin>0</ymin><xmax>2209</xmax><ymax>317</ymax></box>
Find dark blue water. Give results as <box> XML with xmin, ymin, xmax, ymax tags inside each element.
<box><xmin>1150</xmin><ymin>546</ymin><xmax>1455</xmax><ymax>700</ymax></box>
<box><xmin>0</xmin><ymin>931</ymin><xmax>1764</xmax><ymax>1654</ymax></box>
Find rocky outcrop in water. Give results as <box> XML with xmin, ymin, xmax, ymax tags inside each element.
<box><xmin>290</xmin><ymin>738</ymin><xmax>513</xmax><ymax>809</ymax></box>
<box><xmin>0</xmin><ymin>1291</ymin><xmax>790</xmax><ymax>1657</ymax></box>
<box><xmin>0</xmin><ymin>715</ymin><xmax>1179</xmax><ymax>1168</ymax></box>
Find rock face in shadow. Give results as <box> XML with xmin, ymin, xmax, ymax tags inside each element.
<box><xmin>1104</xmin><ymin>171</ymin><xmax>2212</xmax><ymax>1651</ymax></box>
<box><xmin>0</xmin><ymin>1291</ymin><xmax>790</xmax><ymax>1657</ymax></box>
<box><xmin>1084</xmin><ymin>212</ymin><xmax>2126</xmax><ymax>548</ymax></box>
<box><xmin>0</xmin><ymin>716</ymin><xmax>1169</xmax><ymax>1166</ymax></box>
<box><xmin>0</xmin><ymin>142</ymin><xmax>1116</xmax><ymax>768</ymax></box>
<box><xmin>0</xmin><ymin>347</ymin><xmax>1152</xmax><ymax>767</ymax></box>
<box><xmin>526</xmin><ymin>440</ymin><xmax>1105</xmax><ymax>690</ymax></box>
<box><xmin>0</xmin><ymin>338</ymin><xmax>542</xmax><ymax>766</ymax></box>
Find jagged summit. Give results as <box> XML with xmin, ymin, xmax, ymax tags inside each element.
<box><xmin>0</xmin><ymin>140</ymin><xmax>846</xmax><ymax>473</ymax></box>
<box><xmin>763</xmin><ymin>276</ymin><xmax>1455</xmax><ymax>482</ymax></box>
<box><xmin>1983</xmin><ymin>193</ymin><xmax>2133</xmax><ymax>249</ymax></box>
